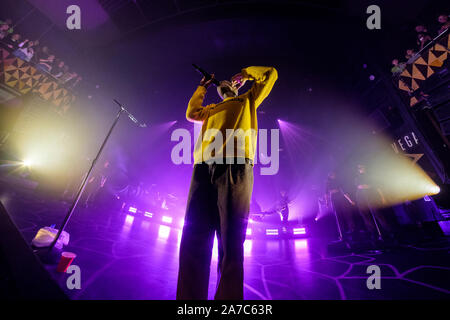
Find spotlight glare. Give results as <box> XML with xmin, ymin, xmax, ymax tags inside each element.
<box><xmin>22</xmin><ymin>159</ymin><xmax>33</xmax><ymax>167</ymax></box>
<box><xmin>128</xmin><ymin>207</ymin><xmax>137</xmax><ymax>213</ymax></box>
<box><xmin>429</xmin><ymin>185</ymin><xmax>440</xmax><ymax>195</ymax></box>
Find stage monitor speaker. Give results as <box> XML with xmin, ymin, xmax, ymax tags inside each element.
<box><xmin>0</xmin><ymin>202</ymin><xmax>67</xmax><ymax>299</ymax></box>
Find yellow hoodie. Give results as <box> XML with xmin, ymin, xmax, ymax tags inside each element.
<box><xmin>186</xmin><ymin>66</ymin><xmax>278</xmax><ymax>164</ymax></box>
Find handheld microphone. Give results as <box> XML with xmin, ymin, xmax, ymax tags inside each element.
<box><xmin>192</xmin><ymin>64</ymin><xmax>220</xmax><ymax>86</ymax></box>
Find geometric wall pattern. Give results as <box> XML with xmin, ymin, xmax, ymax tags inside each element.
<box><xmin>37</xmin><ymin>76</ymin><xmax>76</xmax><ymax>114</ymax></box>
<box><xmin>397</xmin><ymin>32</ymin><xmax>450</xmax><ymax>106</ymax></box>
<box><xmin>0</xmin><ymin>47</ymin><xmax>76</xmax><ymax>114</ymax></box>
<box><xmin>0</xmin><ymin>48</ymin><xmax>42</xmax><ymax>94</ymax></box>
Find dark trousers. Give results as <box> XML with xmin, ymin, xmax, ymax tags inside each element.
<box><xmin>331</xmin><ymin>193</ymin><xmax>355</xmax><ymax>234</ymax></box>
<box><xmin>176</xmin><ymin>160</ymin><xmax>254</xmax><ymax>300</ymax></box>
<box><xmin>356</xmin><ymin>189</ymin><xmax>393</xmax><ymax>238</ymax></box>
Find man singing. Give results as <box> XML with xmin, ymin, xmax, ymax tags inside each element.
<box><xmin>177</xmin><ymin>66</ymin><xmax>278</xmax><ymax>300</ymax></box>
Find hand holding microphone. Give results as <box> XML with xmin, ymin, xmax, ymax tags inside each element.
<box><xmin>200</xmin><ymin>74</ymin><xmax>215</xmax><ymax>88</ymax></box>
<box><xmin>192</xmin><ymin>64</ymin><xmax>220</xmax><ymax>86</ymax></box>
<box><xmin>192</xmin><ymin>64</ymin><xmax>247</xmax><ymax>91</ymax></box>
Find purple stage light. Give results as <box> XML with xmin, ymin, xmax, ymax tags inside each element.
<box><xmin>144</xmin><ymin>211</ymin><xmax>153</xmax><ymax>218</ymax></box>
<box><xmin>293</xmin><ymin>227</ymin><xmax>306</xmax><ymax>235</ymax></box>
<box><xmin>177</xmin><ymin>230</ymin><xmax>182</xmax><ymax>246</ymax></box>
<box><xmin>212</xmin><ymin>235</ymin><xmax>219</xmax><ymax>261</ymax></box>
<box><xmin>266</xmin><ymin>228</ymin><xmax>279</xmax><ymax>236</ymax></box>
<box><xmin>158</xmin><ymin>225</ymin><xmax>171</xmax><ymax>240</ymax></box>
<box><xmin>162</xmin><ymin>216</ymin><xmax>173</xmax><ymax>224</ymax></box>
<box><xmin>295</xmin><ymin>239</ymin><xmax>308</xmax><ymax>250</ymax></box>
<box><xmin>244</xmin><ymin>240</ymin><xmax>252</xmax><ymax>256</ymax></box>
<box><xmin>121</xmin><ymin>214</ymin><xmax>135</xmax><ymax>236</ymax></box>
<box><xmin>125</xmin><ymin>214</ymin><xmax>134</xmax><ymax>225</ymax></box>
<box><xmin>128</xmin><ymin>206</ymin><xmax>137</xmax><ymax>213</ymax></box>
<box><xmin>246</xmin><ymin>228</ymin><xmax>252</xmax><ymax>236</ymax></box>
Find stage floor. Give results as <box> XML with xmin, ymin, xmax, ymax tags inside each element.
<box><xmin>1</xmin><ymin>189</ymin><xmax>450</xmax><ymax>300</ymax></box>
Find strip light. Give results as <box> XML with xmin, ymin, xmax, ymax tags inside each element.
<box><xmin>144</xmin><ymin>211</ymin><xmax>153</xmax><ymax>218</ymax></box>
<box><xmin>162</xmin><ymin>216</ymin><xmax>173</xmax><ymax>224</ymax></box>
<box><xmin>266</xmin><ymin>228</ymin><xmax>279</xmax><ymax>235</ymax></box>
<box><xmin>293</xmin><ymin>227</ymin><xmax>306</xmax><ymax>235</ymax></box>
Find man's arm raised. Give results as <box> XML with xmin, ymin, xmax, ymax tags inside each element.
<box><xmin>186</xmin><ymin>76</ymin><xmax>215</xmax><ymax>122</ymax></box>
<box><xmin>240</xmin><ymin>66</ymin><xmax>278</xmax><ymax>108</ymax></box>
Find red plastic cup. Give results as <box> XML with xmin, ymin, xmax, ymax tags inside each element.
<box><xmin>56</xmin><ymin>252</ymin><xmax>77</xmax><ymax>273</ymax></box>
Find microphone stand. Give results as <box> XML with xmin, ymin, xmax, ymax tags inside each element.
<box><xmin>36</xmin><ymin>99</ymin><xmax>146</xmax><ymax>263</ymax></box>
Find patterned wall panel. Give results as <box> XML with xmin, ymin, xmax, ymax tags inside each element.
<box><xmin>0</xmin><ymin>48</ymin><xmax>43</xmax><ymax>94</ymax></box>
<box><xmin>37</xmin><ymin>77</ymin><xmax>76</xmax><ymax>114</ymax></box>
<box><xmin>0</xmin><ymin>48</ymin><xmax>76</xmax><ymax>114</ymax></box>
<box><xmin>397</xmin><ymin>32</ymin><xmax>450</xmax><ymax>106</ymax></box>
